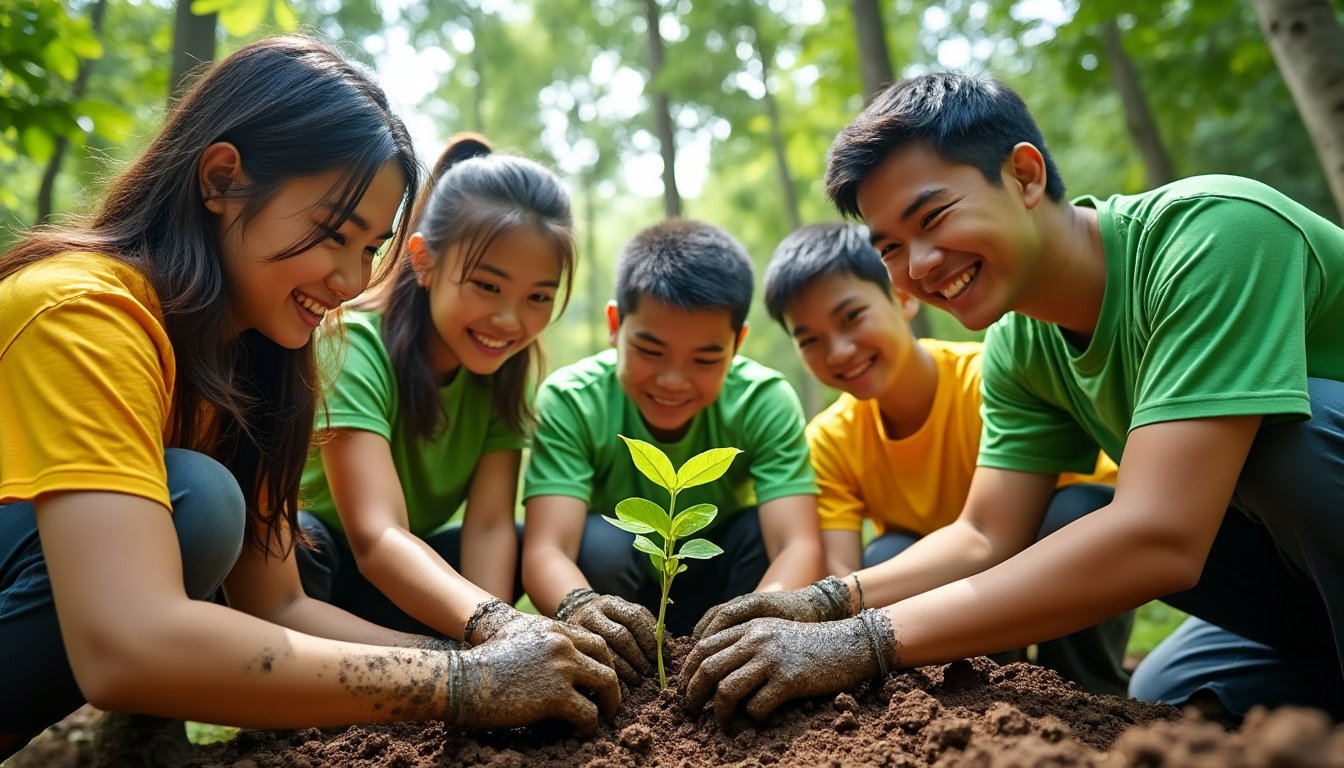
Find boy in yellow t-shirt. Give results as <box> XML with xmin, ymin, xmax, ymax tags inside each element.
<box><xmin>763</xmin><ymin>221</ymin><xmax>1130</xmax><ymax>696</ymax></box>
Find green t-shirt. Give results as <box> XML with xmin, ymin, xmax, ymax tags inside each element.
<box><xmin>980</xmin><ymin>175</ymin><xmax>1344</xmax><ymax>474</ymax></box>
<box><xmin>523</xmin><ymin>349</ymin><xmax>817</xmax><ymax>530</ymax></box>
<box><xmin>300</xmin><ymin>310</ymin><xmax>527</xmax><ymax>538</ymax></box>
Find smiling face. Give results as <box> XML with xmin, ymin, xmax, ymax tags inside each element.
<box><xmin>608</xmin><ymin>297</ymin><xmax>743</xmax><ymax>442</ymax></box>
<box><xmin>209</xmin><ymin>149</ymin><xmax>406</xmax><ymax>349</ymax></box>
<box><xmin>783</xmin><ymin>270</ymin><xmax>921</xmax><ymax>402</ymax></box>
<box><xmin>416</xmin><ymin>226</ymin><xmax>562</xmax><ymax>381</ymax></box>
<box><xmin>856</xmin><ymin>141</ymin><xmax>1046</xmax><ymax>332</ymax></box>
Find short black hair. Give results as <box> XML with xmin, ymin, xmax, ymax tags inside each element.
<box><xmin>826</xmin><ymin>72</ymin><xmax>1065</xmax><ymax>218</ymax></box>
<box><xmin>615</xmin><ymin>219</ymin><xmax>754</xmax><ymax>332</ymax></box>
<box><xmin>763</xmin><ymin>222</ymin><xmax>891</xmax><ymax>329</ymax></box>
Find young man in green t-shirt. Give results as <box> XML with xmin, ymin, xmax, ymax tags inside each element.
<box><xmin>681</xmin><ymin>72</ymin><xmax>1344</xmax><ymax>724</ymax></box>
<box><xmin>522</xmin><ymin>219</ymin><xmax>825</xmax><ymax>683</ymax></box>
<box><xmin>762</xmin><ymin>221</ymin><xmax>1131</xmax><ymax>697</ymax></box>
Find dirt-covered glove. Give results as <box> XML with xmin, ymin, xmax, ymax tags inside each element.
<box><xmin>555</xmin><ymin>587</ymin><xmax>658</xmax><ymax>685</ymax></box>
<box><xmin>681</xmin><ymin>609</ymin><xmax>896</xmax><ymax>724</ymax></box>
<box><xmin>692</xmin><ymin>575</ymin><xmax>853</xmax><ymax>641</ymax></box>
<box><xmin>463</xmin><ymin>598</ymin><xmax>566</xmax><ymax>646</ymax></box>
<box><xmin>443</xmin><ymin>600</ymin><xmax>621</xmax><ymax>733</ymax></box>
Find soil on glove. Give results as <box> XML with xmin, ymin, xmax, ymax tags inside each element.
<box><xmin>9</xmin><ymin>641</ymin><xmax>1344</xmax><ymax>767</ymax></box>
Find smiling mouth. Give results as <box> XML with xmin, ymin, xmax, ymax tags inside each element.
<box><xmin>937</xmin><ymin>263</ymin><xmax>981</xmax><ymax>300</ymax></box>
<box><xmin>649</xmin><ymin>393</ymin><xmax>691</xmax><ymax>408</ymax></box>
<box><xmin>292</xmin><ymin>290</ymin><xmax>330</xmax><ymax>318</ymax></box>
<box><xmin>835</xmin><ymin>357</ymin><xmax>875</xmax><ymax>381</ymax></box>
<box><xmin>469</xmin><ymin>329</ymin><xmax>511</xmax><ymax>350</ymax></box>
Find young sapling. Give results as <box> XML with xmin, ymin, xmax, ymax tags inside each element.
<box><xmin>603</xmin><ymin>435</ymin><xmax>742</xmax><ymax>688</ymax></box>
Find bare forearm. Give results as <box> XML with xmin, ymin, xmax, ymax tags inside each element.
<box><xmin>78</xmin><ymin>598</ymin><xmax>452</xmax><ymax>727</ymax></box>
<box><xmin>854</xmin><ymin>519</ymin><xmax>1003</xmax><ymax>609</ymax></box>
<box><xmin>755</xmin><ymin>539</ymin><xmax>825</xmax><ymax>592</ymax></box>
<box><xmin>522</xmin><ymin>546</ymin><xmax>590</xmax><ymax>616</ymax></box>
<box><xmin>355</xmin><ymin>530</ymin><xmax>493</xmax><ymax>639</ymax></box>
<box><xmin>460</xmin><ymin>520</ymin><xmax>517</xmax><ymax>603</ymax></box>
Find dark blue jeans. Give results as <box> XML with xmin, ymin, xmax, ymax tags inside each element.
<box><xmin>864</xmin><ymin>483</ymin><xmax>1134</xmax><ymax>697</ymax></box>
<box><xmin>0</xmin><ymin>449</ymin><xmax>245</xmax><ymax>743</ymax></box>
<box><xmin>295</xmin><ymin>511</ymin><xmax>523</xmax><ymax>638</ymax></box>
<box><xmin>1131</xmin><ymin>377</ymin><xmax>1344</xmax><ymax>718</ymax></box>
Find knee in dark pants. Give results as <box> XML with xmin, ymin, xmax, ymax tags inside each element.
<box><xmin>165</xmin><ymin>449</ymin><xmax>245</xmax><ymax>600</ymax></box>
<box><xmin>1038</xmin><ymin>483</ymin><xmax>1114</xmax><ymax>540</ymax></box>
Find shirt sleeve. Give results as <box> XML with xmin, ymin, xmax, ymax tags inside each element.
<box><xmin>0</xmin><ymin>293</ymin><xmax>172</xmax><ymax>508</ymax></box>
<box><xmin>741</xmin><ymin>378</ymin><xmax>818</xmax><ymax>504</ymax></box>
<box><xmin>522</xmin><ymin>382</ymin><xmax>595</xmax><ymax>503</ymax></box>
<box><xmin>1130</xmin><ymin>197</ymin><xmax>1310</xmax><ymax>426</ymax></box>
<box><xmin>315</xmin><ymin>321</ymin><xmax>396</xmax><ymax>439</ymax></box>
<box><xmin>807</xmin><ymin>419</ymin><xmax>865</xmax><ymax>532</ymax></box>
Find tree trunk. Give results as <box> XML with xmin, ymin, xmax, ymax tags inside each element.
<box><xmin>642</xmin><ymin>0</ymin><xmax>681</xmax><ymax>218</ymax></box>
<box><xmin>583</xmin><ymin>172</ymin><xmax>603</xmax><ymax>353</ymax></box>
<box><xmin>851</xmin><ymin>0</ymin><xmax>894</xmax><ymax>102</ymax></box>
<box><xmin>1099</xmin><ymin>20</ymin><xmax>1175</xmax><ymax>188</ymax></box>
<box><xmin>1253</xmin><ymin>0</ymin><xmax>1344</xmax><ymax>221</ymax></box>
<box><xmin>38</xmin><ymin>0</ymin><xmax>108</xmax><ymax>222</ymax></box>
<box><xmin>170</xmin><ymin>0</ymin><xmax>217</xmax><ymax>101</ymax></box>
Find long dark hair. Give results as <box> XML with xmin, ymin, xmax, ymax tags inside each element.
<box><xmin>0</xmin><ymin>36</ymin><xmax>420</xmax><ymax>557</ymax></box>
<box><xmin>373</xmin><ymin>134</ymin><xmax>575</xmax><ymax>440</ymax></box>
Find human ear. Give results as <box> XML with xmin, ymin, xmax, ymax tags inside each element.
<box><xmin>198</xmin><ymin>142</ymin><xmax>244</xmax><ymax>215</ymax></box>
<box><xmin>408</xmin><ymin>233</ymin><xmax>433</xmax><ymax>286</ymax></box>
<box><xmin>606</xmin><ymin>300</ymin><xmax>620</xmax><ymax>346</ymax></box>
<box><xmin>1006</xmin><ymin>142</ymin><xmax>1047</xmax><ymax>209</ymax></box>
<box><xmin>895</xmin><ymin>290</ymin><xmax>922</xmax><ymax>322</ymax></box>
<box><xmin>734</xmin><ymin>322</ymin><xmax>749</xmax><ymax>351</ymax></box>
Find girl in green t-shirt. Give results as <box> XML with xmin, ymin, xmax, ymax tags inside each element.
<box><xmin>297</xmin><ymin>135</ymin><xmax>582</xmax><ymax>649</ymax></box>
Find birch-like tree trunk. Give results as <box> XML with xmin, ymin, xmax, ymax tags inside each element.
<box><xmin>1252</xmin><ymin>0</ymin><xmax>1344</xmax><ymax>221</ymax></box>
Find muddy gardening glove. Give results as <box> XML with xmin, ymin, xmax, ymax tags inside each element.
<box><xmin>443</xmin><ymin>599</ymin><xmax>621</xmax><ymax>733</ymax></box>
<box><xmin>555</xmin><ymin>587</ymin><xmax>658</xmax><ymax>685</ymax></box>
<box><xmin>681</xmin><ymin>609</ymin><xmax>895</xmax><ymax>724</ymax></box>
<box><xmin>692</xmin><ymin>575</ymin><xmax>853</xmax><ymax>641</ymax></box>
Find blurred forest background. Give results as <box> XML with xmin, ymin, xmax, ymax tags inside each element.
<box><xmin>4</xmin><ymin>0</ymin><xmax>1344</xmax><ymax>415</ymax></box>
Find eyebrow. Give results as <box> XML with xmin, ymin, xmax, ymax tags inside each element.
<box><xmin>790</xmin><ymin>296</ymin><xmax>860</xmax><ymax>338</ymax></box>
<box><xmin>633</xmin><ymin>330</ymin><xmax>726</xmax><ymax>353</ymax></box>
<box><xmin>321</xmin><ymin>203</ymin><xmax>394</xmax><ymax>240</ymax></box>
<box><xmin>476</xmin><ymin>261</ymin><xmax>560</xmax><ymax>288</ymax></box>
<box><xmin>868</xmin><ymin>187</ymin><xmax>947</xmax><ymax>246</ymax></box>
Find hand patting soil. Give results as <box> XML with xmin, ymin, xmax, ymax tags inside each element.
<box><xmin>11</xmin><ymin>639</ymin><xmax>1344</xmax><ymax>767</ymax></box>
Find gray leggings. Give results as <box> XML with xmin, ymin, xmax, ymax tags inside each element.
<box><xmin>1131</xmin><ymin>377</ymin><xmax>1344</xmax><ymax>718</ymax></box>
<box><xmin>0</xmin><ymin>449</ymin><xmax>245</xmax><ymax>742</ymax></box>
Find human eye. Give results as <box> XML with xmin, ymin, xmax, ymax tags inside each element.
<box><xmin>472</xmin><ymin>280</ymin><xmax>500</xmax><ymax>294</ymax></box>
<box><xmin>877</xmin><ymin>242</ymin><xmax>901</xmax><ymax>260</ymax></box>
<box><xmin>633</xmin><ymin>345</ymin><xmax>660</xmax><ymax>358</ymax></box>
<box><xmin>694</xmin><ymin>357</ymin><xmax>724</xmax><ymax>367</ymax></box>
<box><xmin>795</xmin><ymin>336</ymin><xmax>816</xmax><ymax>349</ymax></box>
<box><xmin>322</xmin><ymin>227</ymin><xmax>348</xmax><ymax>247</ymax></box>
<box><xmin>363</xmin><ymin>242</ymin><xmax>385</xmax><ymax>259</ymax></box>
<box><xmin>921</xmin><ymin>205</ymin><xmax>950</xmax><ymax>229</ymax></box>
<box><xmin>529</xmin><ymin>291</ymin><xmax>555</xmax><ymax>304</ymax></box>
<box><xmin>844</xmin><ymin>307</ymin><xmax>865</xmax><ymax>324</ymax></box>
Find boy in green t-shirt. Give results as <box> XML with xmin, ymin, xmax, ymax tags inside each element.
<box><xmin>522</xmin><ymin>219</ymin><xmax>825</xmax><ymax>683</ymax></box>
<box><xmin>682</xmin><ymin>73</ymin><xmax>1344</xmax><ymax>724</ymax></box>
<box><xmin>761</xmin><ymin>221</ymin><xmax>1131</xmax><ymax>696</ymax></box>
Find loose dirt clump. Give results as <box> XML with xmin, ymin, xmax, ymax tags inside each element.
<box><xmin>11</xmin><ymin>641</ymin><xmax>1344</xmax><ymax>767</ymax></box>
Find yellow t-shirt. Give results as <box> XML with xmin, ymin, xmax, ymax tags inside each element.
<box><xmin>0</xmin><ymin>253</ymin><xmax>176</xmax><ymax>510</ymax></box>
<box><xmin>807</xmin><ymin>339</ymin><xmax>1117</xmax><ymax>535</ymax></box>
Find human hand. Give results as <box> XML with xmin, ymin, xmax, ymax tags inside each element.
<box><xmin>692</xmin><ymin>575</ymin><xmax>853</xmax><ymax>640</ymax></box>
<box><xmin>446</xmin><ymin>603</ymin><xmax>621</xmax><ymax>733</ymax></box>
<box><xmin>681</xmin><ymin>609</ymin><xmax>895</xmax><ymax>724</ymax></box>
<box><xmin>556</xmin><ymin>588</ymin><xmax>658</xmax><ymax>685</ymax></box>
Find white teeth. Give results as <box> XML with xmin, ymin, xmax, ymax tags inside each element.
<box><xmin>470</xmin><ymin>330</ymin><xmax>509</xmax><ymax>349</ymax></box>
<box><xmin>650</xmin><ymin>394</ymin><xmax>687</xmax><ymax>407</ymax></box>
<box><xmin>938</xmin><ymin>264</ymin><xmax>980</xmax><ymax>300</ymax></box>
<box><xmin>837</xmin><ymin>359</ymin><xmax>874</xmax><ymax>380</ymax></box>
<box><xmin>292</xmin><ymin>291</ymin><xmax>327</xmax><ymax>317</ymax></box>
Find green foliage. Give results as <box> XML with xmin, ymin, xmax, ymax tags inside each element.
<box><xmin>604</xmin><ymin>435</ymin><xmax>741</xmax><ymax>687</ymax></box>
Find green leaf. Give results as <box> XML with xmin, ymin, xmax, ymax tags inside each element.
<box><xmin>272</xmin><ymin>0</ymin><xmax>299</xmax><ymax>30</ymax></box>
<box><xmin>632</xmin><ymin>534</ymin><xmax>663</xmax><ymax>558</ymax></box>
<box><xmin>674</xmin><ymin>447</ymin><xmax>743</xmax><ymax>491</ymax></box>
<box><xmin>645</xmin><ymin>550</ymin><xmax>666</xmax><ymax>572</ymax></box>
<box><xmin>601</xmin><ymin>514</ymin><xmax>654</xmax><ymax>535</ymax></box>
<box><xmin>218</xmin><ymin>0</ymin><xmax>268</xmax><ymax>37</ymax></box>
<box><xmin>675</xmin><ymin>562</ymin><xmax>688</xmax><ymax>575</ymax></box>
<box><xmin>619</xmin><ymin>434</ymin><xmax>677</xmax><ymax>490</ymax></box>
<box><xmin>615</xmin><ymin>497</ymin><xmax>670</xmax><ymax>538</ymax></box>
<box><xmin>677</xmin><ymin>538</ymin><xmax>724</xmax><ymax>560</ymax></box>
<box><xmin>671</xmin><ymin>502</ymin><xmax>717</xmax><ymax>538</ymax></box>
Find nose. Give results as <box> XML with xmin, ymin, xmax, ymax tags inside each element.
<box><xmin>491</xmin><ymin>300</ymin><xmax>522</xmax><ymax>332</ymax></box>
<box><xmin>907</xmin><ymin>239</ymin><xmax>944</xmax><ymax>282</ymax></box>
<box><xmin>655</xmin><ymin>366</ymin><xmax>689</xmax><ymax>392</ymax></box>
<box><xmin>825</xmin><ymin>335</ymin><xmax>856</xmax><ymax>367</ymax></box>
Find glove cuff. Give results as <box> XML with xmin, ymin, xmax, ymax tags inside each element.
<box><xmin>810</xmin><ymin>575</ymin><xmax>854</xmax><ymax>620</ymax></box>
<box><xmin>463</xmin><ymin>598</ymin><xmax>514</xmax><ymax>647</ymax></box>
<box><xmin>555</xmin><ymin>587</ymin><xmax>598</xmax><ymax>622</ymax></box>
<box><xmin>856</xmin><ymin>608</ymin><xmax>896</xmax><ymax>680</ymax></box>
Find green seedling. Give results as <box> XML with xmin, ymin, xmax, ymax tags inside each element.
<box><xmin>603</xmin><ymin>435</ymin><xmax>742</xmax><ymax>688</ymax></box>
